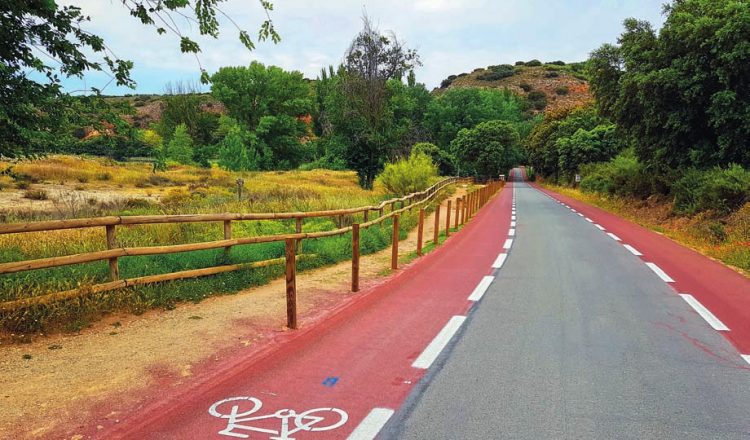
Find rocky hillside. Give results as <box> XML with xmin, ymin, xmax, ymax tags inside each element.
<box><xmin>437</xmin><ymin>61</ymin><xmax>592</xmax><ymax>113</ymax></box>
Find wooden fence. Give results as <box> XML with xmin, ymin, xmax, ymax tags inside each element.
<box><xmin>0</xmin><ymin>177</ymin><xmax>504</xmax><ymax>328</ymax></box>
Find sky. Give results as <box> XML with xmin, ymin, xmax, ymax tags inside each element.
<box><xmin>56</xmin><ymin>0</ymin><xmax>667</xmax><ymax>95</ymax></box>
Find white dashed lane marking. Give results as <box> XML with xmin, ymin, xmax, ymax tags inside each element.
<box><xmin>646</xmin><ymin>262</ymin><xmax>675</xmax><ymax>283</ymax></box>
<box><xmin>607</xmin><ymin>232</ymin><xmax>622</xmax><ymax>241</ymax></box>
<box><xmin>623</xmin><ymin>244</ymin><xmax>643</xmax><ymax>256</ymax></box>
<box><xmin>468</xmin><ymin>276</ymin><xmax>495</xmax><ymax>301</ymax></box>
<box><xmin>412</xmin><ymin>316</ymin><xmax>466</xmax><ymax>369</ymax></box>
<box><xmin>594</xmin><ymin>224</ymin><xmax>605</xmax><ymax>231</ymax></box>
<box><xmin>679</xmin><ymin>294</ymin><xmax>729</xmax><ymax>331</ymax></box>
<box><xmin>491</xmin><ymin>253</ymin><xmax>507</xmax><ymax>269</ymax></box>
<box><xmin>503</xmin><ymin>238</ymin><xmax>513</xmax><ymax>249</ymax></box>
<box><xmin>347</xmin><ymin>408</ymin><xmax>395</xmax><ymax>440</ymax></box>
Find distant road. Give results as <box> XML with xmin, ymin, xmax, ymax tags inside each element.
<box><xmin>96</xmin><ymin>169</ymin><xmax>750</xmax><ymax>440</ymax></box>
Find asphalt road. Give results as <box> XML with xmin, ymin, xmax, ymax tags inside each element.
<box><xmin>387</xmin><ymin>179</ymin><xmax>750</xmax><ymax>440</ymax></box>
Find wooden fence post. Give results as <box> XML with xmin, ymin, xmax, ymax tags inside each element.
<box><xmin>295</xmin><ymin>217</ymin><xmax>303</xmax><ymax>253</ymax></box>
<box><xmin>461</xmin><ymin>196</ymin><xmax>467</xmax><ymax>225</ymax></box>
<box><xmin>454</xmin><ymin>198</ymin><xmax>460</xmax><ymax>230</ymax></box>
<box><xmin>223</xmin><ymin>220</ymin><xmax>232</xmax><ymax>257</ymax></box>
<box><xmin>105</xmin><ymin>225</ymin><xmax>119</xmax><ymax>281</ymax></box>
<box><xmin>363</xmin><ymin>210</ymin><xmax>369</xmax><ymax>223</ymax></box>
<box><xmin>285</xmin><ymin>238</ymin><xmax>297</xmax><ymax>329</ymax></box>
<box><xmin>433</xmin><ymin>204</ymin><xmax>441</xmax><ymax>245</ymax></box>
<box><xmin>445</xmin><ymin>200</ymin><xmax>452</xmax><ymax>238</ymax></box>
<box><xmin>391</xmin><ymin>214</ymin><xmax>399</xmax><ymax>270</ymax></box>
<box><xmin>417</xmin><ymin>208</ymin><xmax>425</xmax><ymax>256</ymax></box>
<box><xmin>352</xmin><ymin>223</ymin><xmax>360</xmax><ymax>292</ymax></box>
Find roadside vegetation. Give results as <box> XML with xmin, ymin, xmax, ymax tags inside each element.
<box><xmin>527</xmin><ymin>0</ymin><xmax>750</xmax><ymax>274</ymax></box>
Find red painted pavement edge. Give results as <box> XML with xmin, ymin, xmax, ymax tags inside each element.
<box><xmin>90</xmin><ymin>183</ymin><xmax>512</xmax><ymax>439</ymax></box>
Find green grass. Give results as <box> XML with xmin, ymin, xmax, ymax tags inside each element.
<box><xmin>0</xmin><ymin>193</ymin><xmax>434</xmax><ymax>335</ymax></box>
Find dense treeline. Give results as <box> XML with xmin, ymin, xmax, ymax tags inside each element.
<box><xmin>527</xmin><ymin>0</ymin><xmax>750</xmax><ymax>216</ymax></box>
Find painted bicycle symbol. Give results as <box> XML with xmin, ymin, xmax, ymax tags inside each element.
<box><xmin>208</xmin><ymin>396</ymin><xmax>348</xmax><ymax>439</ymax></box>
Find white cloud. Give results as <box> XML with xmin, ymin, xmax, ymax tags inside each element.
<box><xmin>57</xmin><ymin>0</ymin><xmax>666</xmax><ymax>93</ymax></box>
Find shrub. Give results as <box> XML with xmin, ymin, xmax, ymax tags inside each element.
<box><xmin>555</xmin><ymin>86</ymin><xmax>569</xmax><ymax>95</ymax></box>
<box><xmin>166</xmin><ymin>124</ymin><xmax>194</xmax><ymax>165</ymax></box>
<box><xmin>15</xmin><ymin>181</ymin><xmax>30</xmax><ymax>190</ymax></box>
<box><xmin>476</xmin><ymin>64</ymin><xmax>516</xmax><ymax>82</ymax></box>
<box><xmin>440</xmin><ymin>78</ymin><xmax>453</xmax><ymax>89</ymax></box>
<box><xmin>527</xmin><ymin>91</ymin><xmax>548</xmax><ymax>110</ymax></box>
<box><xmin>23</xmin><ymin>189</ymin><xmax>48</xmax><ymax>200</ymax></box>
<box><xmin>519</xmin><ymin>82</ymin><xmax>532</xmax><ymax>92</ymax></box>
<box><xmin>674</xmin><ymin>165</ymin><xmax>750</xmax><ymax>216</ymax></box>
<box><xmin>549</xmin><ymin>60</ymin><xmax>566</xmax><ymax>66</ymax></box>
<box><xmin>544</xmin><ymin>71</ymin><xmax>560</xmax><ymax>78</ymax></box>
<box><xmin>579</xmin><ymin>151</ymin><xmax>651</xmax><ymax>198</ymax></box>
<box><xmin>376</xmin><ymin>151</ymin><xmax>438</xmax><ymax>196</ymax></box>
<box><xmin>526</xmin><ymin>59</ymin><xmax>543</xmax><ymax>67</ymax></box>
<box><xmin>514</xmin><ymin>61</ymin><xmax>526</xmax><ymax>66</ymax></box>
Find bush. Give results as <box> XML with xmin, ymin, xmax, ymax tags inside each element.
<box><xmin>376</xmin><ymin>151</ymin><xmax>438</xmax><ymax>196</ymax></box>
<box><xmin>477</xmin><ymin>65</ymin><xmax>516</xmax><ymax>81</ymax></box>
<box><xmin>549</xmin><ymin>60</ymin><xmax>566</xmax><ymax>66</ymax></box>
<box><xmin>579</xmin><ymin>151</ymin><xmax>651</xmax><ymax>198</ymax></box>
<box><xmin>673</xmin><ymin>165</ymin><xmax>750</xmax><ymax>216</ymax></box>
<box><xmin>555</xmin><ymin>86</ymin><xmax>569</xmax><ymax>95</ymax></box>
<box><xmin>527</xmin><ymin>91</ymin><xmax>548</xmax><ymax>110</ymax></box>
<box><xmin>544</xmin><ymin>71</ymin><xmax>560</xmax><ymax>78</ymax></box>
<box><xmin>514</xmin><ymin>61</ymin><xmax>526</xmax><ymax>66</ymax></box>
<box><xmin>526</xmin><ymin>59</ymin><xmax>543</xmax><ymax>67</ymax></box>
<box><xmin>519</xmin><ymin>82</ymin><xmax>532</xmax><ymax>92</ymax></box>
<box><xmin>23</xmin><ymin>189</ymin><xmax>48</xmax><ymax>200</ymax></box>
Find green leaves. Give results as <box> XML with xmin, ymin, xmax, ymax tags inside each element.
<box><xmin>588</xmin><ymin>0</ymin><xmax>750</xmax><ymax>171</ymax></box>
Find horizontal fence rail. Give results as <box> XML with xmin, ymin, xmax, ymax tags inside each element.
<box><xmin>0</xmin><ymin>177</ymin><xmax>505</xmax><ymax>328</ymax></box>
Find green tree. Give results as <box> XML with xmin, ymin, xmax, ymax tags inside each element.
<box><xmin>556</xmin><ymin>124</ymin><xmax>621</xmax><ymax>180</ymax></box>
<box><xmin>0</xmin><ymin>1</ymin><xmax>278</xmax><ymax>157</ymax></box>
<box><xmin>324</xmin><ymin>15</ymin><xmax>421</xmax><ymax>188</ymax></box>
<box><xmin>588</xmin><ymin>0</ymin><xmax>750</xmax><ymax>171</ymax></box>
<box><xmin>211</xmin><ymin>62</ymin><xmax>312</xmax><ymax>169</ymax></box>
<box><xmin>411</xmin><ymin>142</ymin><xmax>456</xmax><ymax>176</ymax></box>
<box><xmin>425</xmin><ymin>87</ymin><xmax>525</xmax><ymax>148</ymax></box>
<box><xmin>525</xmin><ymin>106</ymin><xmax>603</xmax><ymax>180</ymax></box>
<box><xmin>450</xmin><ymin>120</ymin><xmax>522</xmax><ymax>179</ymax></box>
<box><xmin>166</xmin><ymin>124</ymin><xmax>194</xmax><ymax>164</ymax></box>
<box><xmin>218</xmin><ymin>125</ymin><xmax>257</xmax><ymax>171</ymax></box>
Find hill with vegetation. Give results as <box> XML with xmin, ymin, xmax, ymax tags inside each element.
<box><xmin>437</xmin><ymin>60</ymin><xmax>592</xmax><ymax>113</ymax></box>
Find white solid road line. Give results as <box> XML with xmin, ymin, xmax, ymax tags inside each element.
<box><xmin>412</xmin><ymin>316</ymin><xmax>467</xmax><ymax>369</ymax></box>
<box><xmin>623</xmin><ymin>244</ymin><xmax>643</xmax><ymax>256</ymax></box>
<box><xmin>742</xmin><ymin>355</ymin><xmax>750</xmax><ymax>366</ymax></box>
<box><xmin>508</xmin><ymin>228</ymin><xmax>516</xmax><ymax>236</ymax></box>
<box><xmin>492</xmin><ymin>253</ymin><xmax>508</xmax><ymax>269</ymax></box>
<box><xmin>585</xmin><ymin>217</ymin><xmax>593</xmax><ymax>222</ymax></box>
<box><xmin>679</xmin><ymin>294</ymin><xmax>730</xmax><ymax>331</ymax></box>
<box><xmin>594</xmin><ymin>224</ymin><xmax>606</xmax><ymax>231</ymax></box>
<box><xmin>646</xmin><ymin>262</ymin><xmax>675</xmax><ymax>283</ymax></box>
<box><xmin>347</xmin><ymin>408</ymin><xmax>395</xmax><ymax>440</ymax></box>
<box><xmin>607</xmin><ymin>232</ymin><xmax>622</xmax><ymax>241</ymax></box>
<box><xmin>503</xmin><ymin>238</ymin><xmax>514</xmax><ymax>249</ymax></box>
<box><xmin>468</xmin><ymin>276</ymin><xmax>495</xmax><ymax>301</ymax></box>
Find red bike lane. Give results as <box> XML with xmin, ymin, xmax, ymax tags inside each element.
<box><xmin>534</xmin><ymin>184</ymin><xmax>750</xmax><ymax>359</ymax></box>
<box><xmin>96</xmin><ymin>183</ymin><xmax>513</xmax><ymax>439</ymax></box>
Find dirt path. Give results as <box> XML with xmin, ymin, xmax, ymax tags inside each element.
<box><xmin>0</xmin><ymin>185</ymin><xmax>473</xmax><ymax>438</ymax></box>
